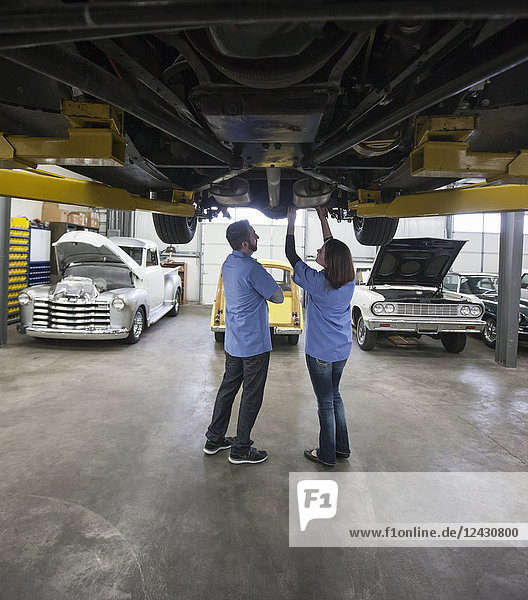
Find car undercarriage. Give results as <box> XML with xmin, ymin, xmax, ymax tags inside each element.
<box><xmin>1</xmin><ymin>1</ymin><xmax>528</xmax><ymax>245</ymax></box>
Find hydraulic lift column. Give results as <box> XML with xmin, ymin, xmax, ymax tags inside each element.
<box><xmin>496</xmin><ymin>211</ymin><xmax>524</xmax><ymax>367</ymax></box>
<box><xmin>0</xmin><ymin>196</ymin><xmax>11</xmax><ymax>347</ymax></box>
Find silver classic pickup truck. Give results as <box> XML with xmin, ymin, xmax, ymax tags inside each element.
<box><xmin>17</xmin><ymin>231</ymin><xmax>182</xmax><ymax>343</ymax></box>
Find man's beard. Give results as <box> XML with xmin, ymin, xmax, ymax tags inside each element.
<box><xmin>248</xmin><ymin>240</ymin><xmax>257</xmax><ymax>252</ymax></box>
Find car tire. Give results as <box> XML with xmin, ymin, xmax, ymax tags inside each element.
<box><xmin>125</xmin><ymin>307</ymin><xmax>145</xmax><ymax>344</ymax></box>
<box><xmin>440</xmin><ymin>332</ymin><xmax>467</xmax><ymax>353</ymax></box>
<box><xmin>153</xmin><ymin>213</ymin><xmax>197</xmax><ymax>244</ymax></box>
<box><xmin>167</xmin><ymin>289</ymin><xmax>181</xmax><ymax>317</ymax></box>
<box><xmin>356</xmin><ymin>314</ymin><xmax>377</xmax><ymax>350</ymax></box>
<box><xmin>482</xmin><ymin>317</ymin><xmax>496</xmax><ymax>348</ymax></box>
<box><xmin>214</xmin><ymin>331</ymin><xmax>225</xmax><ymax>343</ymax></box>
<box><xmin>288</xmin><ymin>334</ymin><xmax>299</xmax><ymax>345</ymax></box>
<box><xmin>353</xmin><ymin>216</ymin><xmax>399</xmax><ymax>246</ymax></box>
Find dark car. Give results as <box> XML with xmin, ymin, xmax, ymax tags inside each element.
<box><xmin>442</xmin><ymin>273</ymin><xmax>528</xmax><ymax>347</ymax></box>
<box><xmin>2</xmin><ymin>4</ymin><xmax>528</xmax><ymax>247</ymax></box>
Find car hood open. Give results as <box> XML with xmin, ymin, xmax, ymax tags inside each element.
<box><xmin>368</xmin><ymin>238</ymin><xmax>466</xmax><ymax>288</ymax></box>
<box><xmin>54</xmin><ymin>231</ymin><xmax>143</xmax><ymax>277</ymax></box>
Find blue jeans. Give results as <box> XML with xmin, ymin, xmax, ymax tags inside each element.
<box><xmin>206</xmin><ymin>351</ymin><xmax>270</xmax><ymax>455</ymax></box>
<box><xmin>305</xmin><ymin>354</ymin><xmax>350</xmax><ymax>465</ymax></box>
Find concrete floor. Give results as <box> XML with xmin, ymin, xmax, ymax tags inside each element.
<box><xmin>1</xmin><ymin>304</ymin><xmax>527</xmax><ymax>600</ymax></box>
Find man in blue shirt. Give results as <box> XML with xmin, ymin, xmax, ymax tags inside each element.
<box><xmin>204</xmin><ymin>220</ymin><xmax>283</xmax><ymax>464</ymax></box>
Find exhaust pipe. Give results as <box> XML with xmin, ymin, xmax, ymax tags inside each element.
<box><xmin>266</xmin><ymin>167</ymin><xmax>281</xmax><ymax>208</ymax></box>
<box><xmin>292</xmin><ymin>177</ymin><xmax>334</xmax><ymax>208</ymax></box>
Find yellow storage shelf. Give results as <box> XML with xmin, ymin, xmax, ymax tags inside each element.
<box><xmin>11</xmin><ymin>216</ymin><xmax>29</xmax><ymax>229</ymax></box>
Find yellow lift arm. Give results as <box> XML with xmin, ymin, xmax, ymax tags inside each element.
<box><xmin>350</xmin><ymin>184</ymin><xmax>528</xmax><ymax>218</ymax></box>
<box><xmin>0</xmin><ymin>168</ymin><xmax>195</xmax><ymax>217</ymax></box>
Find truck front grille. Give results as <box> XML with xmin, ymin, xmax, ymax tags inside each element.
<box><xmin>394</xmin><ymin>303</ymin><xmax>459</xmax><ymax>317</ymax></box>
<box><xmin>33</xmin><ymin>299</ymin><xmax>111</xmax><ymax>329</ymax></box>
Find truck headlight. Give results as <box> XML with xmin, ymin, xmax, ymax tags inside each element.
<box><xmin>385</xmin><ymin>303</ymin><xmax>395</xmax><ymax>314</ymax></box>
<box><xmin>460</xmin><ymin>305</ymin><xmax>470</xmax><ymax>316</ymax></box>
<box><xmin>372</xmin><ymin>302</ymin><xmax>384</xmax><ymax>315</ymax></box>
<box><xmin>470</xmin><ymin>305</ymin><xmax>482</xmax><ymax>317</ymax></box>
<box><xmin>112</xmin><ymin>297</ymin><xmax>126</xmax><ymax>311</ymax></box>
<box><xmin>18</xmin><ymin>292</ymin><xmax>31</xmax><ymax>306</ymax></box>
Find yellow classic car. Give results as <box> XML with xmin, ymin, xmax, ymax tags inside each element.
<box><xmin>211</xmin><ymin>259</ymin><xmax>303</xmax><ymax>345</ymax></box>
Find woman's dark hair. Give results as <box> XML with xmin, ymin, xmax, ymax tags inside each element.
<box><xmin>324</xmin><ymin>238</ymin><xmax>355</xmax><ymax>290</ymax></box>
<box><xmin>226</xmin><ymin>219</ymin><xmax>250</xmax><ymax>250</ymax></box>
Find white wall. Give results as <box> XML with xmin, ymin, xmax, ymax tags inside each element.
<box><xmin>450</xmin><ymin>213</ymin><xmax>528</xmax><ymax>273</ymax></box>
<box><xmin>451</xmin><ymin>231</ymin><xmax>528</xmax><ymax>273</ymax></box>
<box><xmin>199</xmin><ymin>208</ymin><xmax>306</xmax><ymax>305</ymax></box>
<box><xmin>10</xmin><ymin>198</ymin><xmax>43</xmax><ymax>221</ymax></box>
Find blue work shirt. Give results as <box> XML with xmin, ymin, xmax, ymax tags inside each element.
<box><xmin>222</xmin><ymin>250</ymin><xmax>280</xmax><ymax>358</ymax></box>
<box><xmin>293</xmin><ymin>261</ymin><xmax>355</xmax><ymax>362</ymax></box>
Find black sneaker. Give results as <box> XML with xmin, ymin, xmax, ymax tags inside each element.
<box><xmin>203</xmin><ymin>436</ymin><xmax>234</xmax><ymax>455</ymax></box>
<box><xmin>336</xmin><ymin>451</ymin><xmax>350</xmax><ymax>459</ymax></box>
<box><xmin>228</xmin><ymin>447</ymin><xmax>268</xmax><ymax>464</ymax></box>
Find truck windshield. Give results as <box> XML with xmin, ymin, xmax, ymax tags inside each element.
<box><xmin>120</xmin><ymin>246</ymin><xmax>143</xmax><ymax>265</ymax></box>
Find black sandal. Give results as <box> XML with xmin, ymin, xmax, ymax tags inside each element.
<box><xmin>304</xmin><ymin>449</ymin><xmax>335</xmax><ymax>467</ymax></box>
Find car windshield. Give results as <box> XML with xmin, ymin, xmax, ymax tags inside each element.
<box><xmin>462</xmin><ymin>276</ymin><xmax>498</xmax><ymax>295</ymax></box>
<box><xmin>265</xmin><ymin>267</ymin><xmax>291</xmax><ymax>292</ymax></box>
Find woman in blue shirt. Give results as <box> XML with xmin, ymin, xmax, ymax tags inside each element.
<box><xmin>285</xmin><ymin>206</ymin><xmax>355</xmax><ymax>466</ymax></box>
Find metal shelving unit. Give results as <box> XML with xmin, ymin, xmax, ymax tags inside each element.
<box><xmin>29</xmin><ymin>227</ymin><xmax>51</xmax><ymax>286</ymax></box>
<box><xmin>8</xmin><ymin>217</ymin><xmax>30</xmax><ymax>323</ymax></box>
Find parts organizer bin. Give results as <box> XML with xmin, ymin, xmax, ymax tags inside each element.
<box><xmin>7</xmin><ymin>221</ymin><xmax>52</xmax><ymax>323</ymax></box>
<box><xmin>8</xmin><ymin>217</ymin><xmax>29</xmax><ymax>322</ymax></box>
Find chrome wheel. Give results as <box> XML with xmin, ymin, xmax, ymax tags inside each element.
<box><xmin>132</xmin><ymin>310</ymin><xmax>144</xmax><ymax>337</ymax></box>
<box><xmin>125</xmin><ymin>308</ymin><xmax>145</xmax><ymax>344</ymax></box>
<box><xmin>357</xmin><ymin>315</ymin><xmax>366</xmax><ymax>345</ymax></box>
<box><xmin>482</xmin><ymin>317</ymin><xmax>496</xmax><ymax>347</ymax></box>
<box><xmin>167</xmin><ymin>289</ymin><xmax>181</xmax><ymax>317</ymax></box>
<box><xmin>355</xmin><ymin>313</ymin><xmax>377</xmax><ymax>350</ymax></box>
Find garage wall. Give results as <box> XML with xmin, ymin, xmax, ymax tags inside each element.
<box><xmin>200</xmin><ymin>208</ymin><xmax>306</xmax><ymax>305</ymax></box>
<box><xmin>450</xmin><ymin>213</ymin><xmax>528</xmax><ymax>272</ymax></box>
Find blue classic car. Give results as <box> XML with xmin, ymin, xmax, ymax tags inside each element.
<box><xmin>442</xmin><ymin>273</ymin><xmax>528</xmax><ymax>348</ymax></box>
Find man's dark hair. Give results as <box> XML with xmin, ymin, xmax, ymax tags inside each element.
<box><xmin>324</xmin><ymin>238</ymin><xmax>355</xmax><ymax>290</ymax></box>
<box><xmin>226</xmin><ymin>219</ymin><xmax>251</xmax><ymax>250</ymax></box>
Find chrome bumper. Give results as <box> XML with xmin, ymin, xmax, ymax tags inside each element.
<box><xmin>211</xmin><ymin>325</ymin><xmax>302</xmax><ymax>336</ymax></box>
<box><xmin>273</xmin><ymin>327</ymin><xmax>302</xmax><ymax>335</ymax></box>
<box><xmin>365</xmin><ymin>318</ymin><xmax>485</xmax><ymax>334</ymax></box>
<box><xmin>24</xmin><ymin>326</ymin><xmax>129</xmax><ymax>340</ymax></box>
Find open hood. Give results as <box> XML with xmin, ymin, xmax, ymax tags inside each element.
<box><xmin>368</xmin><ymin>238</ymin><xmax>466</xmax><ymax>288</ymax></box>
<box><xmin>53</xmin><ymin>231</ymin><xmax>143</xmax><ymax>278</ymax></box>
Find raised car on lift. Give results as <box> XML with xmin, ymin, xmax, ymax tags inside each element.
<box><xmin>2</xmin><ymin>3</ymin><xmax>528</xmax><ymax>244</ymax></box>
